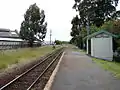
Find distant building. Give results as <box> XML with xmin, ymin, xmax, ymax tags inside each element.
<box><xmin>0</xmin><ymin>28</ymin><xmax>23</xmax><ymax>41</ymax></box>
<box><xmin>0</xmin><ymin>28</ymin><xmax>24</xmax><ymax>49</ymax></box>
<box><xmin>0</xmin><ymin>28</ymin><xmax>19</xmax><ymax>38</ymax></box>
<box><xmin>42</xmin><ymin>41</ymin><xmax>54</xmax><ymax>45</ymax></box>
<box><xmin>0</xmin><ymin>28</ymin><xmax>46</xmax><ymax>49</ymax></box>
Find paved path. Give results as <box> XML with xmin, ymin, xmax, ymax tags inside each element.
<box><xmin>51</xmin><ymin>49</ymin><xmax>120</xmax><ymax>90</ymax></box>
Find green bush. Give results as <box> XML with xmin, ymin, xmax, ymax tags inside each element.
<box><xmin>54</xmin><ymin>40</ymin><xmax>62</xmax><ymax>45</ymax></box>
<box><xmin>113</xmin><ymin>55</ymin><xmax>120</xmax><ymax>62</ymax></box>
<box><xmin>117</xmin><ymin>47</ymin><xmax>120</xmax><ymax>54</ymax></box>
<box><xmin>113</xmin><ymin>47</ymin><xmax>120</xmax><ymax>62</ymax></box>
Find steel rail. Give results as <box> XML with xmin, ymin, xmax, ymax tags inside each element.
<box><xmin>0</xmin><ymin>48</ymin><xmax>63</xmax><ymax>90</ymax></box>
<box><xmin>27</xmin><ymin>50</ymin><xmax>63</xmax><ymax>90</ymax></box>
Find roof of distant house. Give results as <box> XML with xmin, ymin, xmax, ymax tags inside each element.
<box><xmin>0</xmin><ymin>28</ymin><xmax>19</xmax><ymax>38</ymax></box>
<box><xmin>0</xmin><ymin>28</ymin><xmax>10</xmax><ymax>32</ymax></box>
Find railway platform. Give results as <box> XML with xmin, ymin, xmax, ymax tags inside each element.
<box><xmin>51</xmin><ymin>49</ymin><xmax>120</xmax><ymax>90</ymax></box>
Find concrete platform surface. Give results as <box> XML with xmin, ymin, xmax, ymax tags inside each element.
<box><xmin>51</xmin><ymin>49</ymin><xmax>120</xmax><ymax>90</ymax></box>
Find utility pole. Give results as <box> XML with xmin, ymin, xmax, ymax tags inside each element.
<box><xmin>86</xmin><ymin>16</ymin><xmax>90</xmax><ymax>35</ymax></box>
<box><xmin>50</xmin><ymin>29</ymin><xmax>52</xmax><ymax>45</ymax></box>
<box><xmin>86</xmin><ymin>16</ymin><xmax>90</xmax><ymax>54</ymax></box>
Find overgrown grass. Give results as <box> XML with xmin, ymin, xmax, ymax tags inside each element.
<box><xmin>0</xmin><ymin>46</ymin><xmax>60</xmax><ymax>70</ymax></box>
<box><xmin>92</xmin><ymin>58</ymin><xmax>120</xmax><ymax>78</ymax></box>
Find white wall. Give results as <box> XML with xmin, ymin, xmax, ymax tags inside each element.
<box><xmin>87</xmin><ymin>39</ymin><xmax>89</xmax><ymax>54</ymax></box>
<box><xmin>91</xmin><ymin>37</ymin><xmax>113</xmax><ymax>61</ymax></box>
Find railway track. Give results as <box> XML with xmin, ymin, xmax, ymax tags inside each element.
<box><xmin>0</xmin><ymin>48</ymin><xmax>64</xmax><ymax>90</ymax></box>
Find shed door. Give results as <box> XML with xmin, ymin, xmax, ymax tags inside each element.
<box><xmin>92</xmin><ymin>38</ymin><xmax>113</xmax><ymax>60</ymax></box>
<box><xmin>88</xmin><ymin>40</ymin><xmax>91</xmax><ymax>55</ymax></box>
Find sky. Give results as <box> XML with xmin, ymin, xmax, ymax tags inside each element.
<box><xmin>0</xmin><ymin>0</ymin><xmax>76</xmax><ymax>41</ymax></box>
<box><xmin>0</xmin><ymin>0</ymin><xmax>120</xmax><ymax>41</ymax></box>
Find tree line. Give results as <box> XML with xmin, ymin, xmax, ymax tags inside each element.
<box><xmin>70</xmin><ymin>0</ymin><xmax>120</xmax><ymax>49</ymax></box>
<box><xmin>54</xmin><ymin>40</ymin><xmax>69</xmax><ymax>45</ymax></box>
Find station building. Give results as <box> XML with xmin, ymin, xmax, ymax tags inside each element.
<box><xmin>84</xmin><ymin>30</ymin><xmax>118</xmax><ymax>61</ymax></box>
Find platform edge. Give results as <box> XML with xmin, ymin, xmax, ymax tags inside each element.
<box><xmin>43</xmin><ymin>51</ymin><xmax>65</xmax><ymax>90</ymax></box>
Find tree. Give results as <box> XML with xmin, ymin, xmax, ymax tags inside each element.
<box><xmin>70</xmin><ymin>15</ymin><xmax>80</xmax><ymax>44</ymax></box>
<box><xmin>110</xmin><ymin>19</ymin><xmax>120</xmax><ymax>34</ymax></box>
<box><xmin>70</xmin><ymin>0</ymin><xmax>120</xmax><ymax>49</ymax></box>
<box><xmin>61</xmin><ymin>41</ymin><xmax>69</xmax><ymax>44</ymax></box>
<box><xmin>100</xmin><ymin>19</ymin><xmax>120</xmax><ymax>34</ymax></box>
<box><xmin>70</xmin><ymin>15</ymin><xmax>87</xmax><ymax>48</ymax></box>
<box><xmin>54</xmin><ymin>40</ymin><xmax>62</xmax><ymax>45</ymax></box>
<box><xmin>69</xmin><ymin>37</ymin><xmax>76</xmax><ymax>44</ymax></box>
<box><xmin>71</xmin><ymin>15</ymin><xmax>80</xmax><ymax>37</ymax></box>
<box><xmin>73</xmin><ymin>0</ymin><xmax>120</xmax><ymax>27</ymax></box>
<box><xmin>20</xmin><ymin>3</ymin><xmax>47</xmax><ymax>47</ymax></box>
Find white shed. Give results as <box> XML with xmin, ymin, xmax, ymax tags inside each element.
<box><xmin>85</xmin><ymin>30</ymin><xmax>118</xmax><ymax>61</ymax></box>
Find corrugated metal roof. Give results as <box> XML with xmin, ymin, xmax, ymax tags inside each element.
<box><xmin>83</xmin><ymin>30</ymin><xmax>118</xmax><ymax>40</ymax></box>
<box><xmin>0</xmin><ymin>28</ymin><xmax>22</xmax><ymax>41</ymax></box>
<box><xmin>0</xmin><ymin>28</ymin><xmax>10</xmax><ymax>32</ymax></box>
<box><xmin>0</xmin><ymin>29</ymin><xmax>19</xmax><ymax>38</ymax></box>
